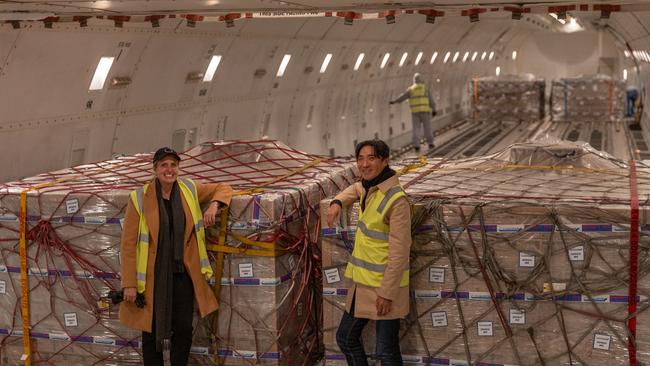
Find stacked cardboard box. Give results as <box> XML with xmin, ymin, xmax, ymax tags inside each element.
<box><xmin>470</xmin><ymin>75</ymin><xmax>545</xmax><ymax>122</ymax></box>
<box><xmin>551</xmin><ymin>75</ymin><xmax>625</xmax><ymax>122</ymax></box>
<box><xmin>0</xmin><ymin>140</ymin><xmax>358</xmax><ymax>365</ymax></box>
<box><xmin>321</xmin><ymin>141</ymin><xmax>650</xmax><ymax>365</ymax></box>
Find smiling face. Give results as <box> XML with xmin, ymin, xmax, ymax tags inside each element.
<box><xmin>356</xmin><ymin>145</ymin><xmax>388</xmax><ymax>181</ymax></box>
<box><xmin>154</xmin><ymin>156</ymin><xmax>180</xmax><ymax>187</ymax></box>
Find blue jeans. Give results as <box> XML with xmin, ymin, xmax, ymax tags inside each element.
<box><xmin>336</xmin><ymin>296</ymin><xmax>402</xmax><ymax>366</ymax></box>
<box><xmin>627</xmin><ymin>89</ymin><xmax>639</xmax><ymax>117</ymax></box>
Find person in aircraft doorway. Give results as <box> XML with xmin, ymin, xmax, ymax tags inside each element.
<box><xmin>389</xmin><ymin>72</ymin><xmax>437</xmax><ymax>154</ymax></box>
<box><xmin>327</xmin><ymin>139</ymin><xmax>412</xmax><ymax>366</ymax></box>
<box><xmin>119</xmin><ymin>147</ymin><xmax>233</xmax><ymax>366</ymax></box>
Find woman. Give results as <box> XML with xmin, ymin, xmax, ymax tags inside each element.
<box><xmin>119</xmin><ymin>147</ymin><xmax>233</xmax><ymax>365</ymax></box>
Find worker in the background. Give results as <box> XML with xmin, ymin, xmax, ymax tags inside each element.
<box><xmin>389</xmin><ymin>73</ymin><xmax>437</xmax><ymax>154</ymax></box>
<box><xmin>328</xmin><ymin>139</ymin><xmax>412</xmax><ymax>366</ymax></box>
<box><xmin>627</xmin><ymin>84</ymin><xmax>639</xmax><ymax>118</ymax></box>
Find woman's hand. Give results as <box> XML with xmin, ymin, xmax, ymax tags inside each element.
<box><xmin>124</xmin><ymin>287</ymin><xmax>137</xmax><ymax>302</ymax></box>
<box><xmin>203</xmin><ymin>201</ymin><xmax>220</xmax><ymax>227</ymax></box>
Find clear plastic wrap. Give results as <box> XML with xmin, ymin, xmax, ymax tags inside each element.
<box><xmin>321</xmin><ymin>140</ymin><xmax>650</xmax><ymax>365</ymax></box>
<box><xmin>551</xmin><ymin>74</ymin><xmax>625</xmax><ymax>122</ymax></box>
<box><xmin>0</xmin><ymin>140</ymin><xmax>359</xmax><ymax>365</ymax></box>
<box><xmin>470</xmin><ymin>75</ymin><xmax>545</xmax><ymax>122</ymax></box>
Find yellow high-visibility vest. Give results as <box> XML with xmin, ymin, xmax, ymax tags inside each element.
<box><xmin>344</xmin><ymin>186</ymin><xmax>409</xmax><ymax>287</ymax></box>
<box><xmin>408</xmin><ymin>83</ymin><xmax>432</xmax><ymax>113</ymax></box>
<box><xmin>130</xmin><ymin>177</ymin><xmax>213</xmax><ymax>293</ymax></box>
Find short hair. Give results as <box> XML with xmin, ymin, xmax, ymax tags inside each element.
<box><xmin>355</xmin><ymin>139</ymin><xmax>390</xmax><ymax>160</ymax></box>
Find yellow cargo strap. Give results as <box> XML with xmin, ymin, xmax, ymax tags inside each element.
<box><xmin>210</xmin><ymin>158</ymin><xmax>322</xmax><ymax>364</ymax></box>
<box><xmin>397</xmin><ymin>155</ymin><xmax>427</xmax><ymax>176</ymax></box>
<box><xmin>19</xmin><ymin>176</ymin><xmax>79</xmax><ymax>366</ymax></box>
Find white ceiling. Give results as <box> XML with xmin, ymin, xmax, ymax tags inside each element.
<box><xmin>1</xmin><ymin>1</ymin><xmax>650</xmax><ymax>17</ymax></box>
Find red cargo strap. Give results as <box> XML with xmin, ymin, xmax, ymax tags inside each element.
<box><xmin>628</xmin><ymin>160</ymin><xmax>639</xmax><ymax>366</ymax></box>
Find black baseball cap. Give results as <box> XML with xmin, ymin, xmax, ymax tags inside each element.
<box><xmin>153</xmin><ymin>147</ymin><xmax>181</xmax><ymax>164</ymax></box>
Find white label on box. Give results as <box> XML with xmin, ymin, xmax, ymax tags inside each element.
<box><xmin>85</xmin><ymin>216</ymin><xmax>106</xmax><ymax>225</ymax></box>
<box><xmin>613</xmin><ymin>224</ymin><xmax>630</xmax><ymax>232</ymax></box>
<box><xmin>431</xmin><ymin>311</ymin><xmax>448</xmax><ymax>327</ymax></box>
<box><xmin>552</xmin><ymin>282</ymin><xmax>567</xmax><ymax>291</ymax></box>
<box><xmin>64</xmin><ymin>312</ymin><xmax>78</xmax><ymax>327</ymax></box>
<box><xmin>119</xmin><ymin>218</ymin><xmax>125</xmax><ymax>230</ymax></box>
<box><xmin>324</xmin><ymin>268</ymin><xmax>341</xmax><ymax>284</ymax></box>
<box><xmin>569</xmin><ymin>246</ymin><xmax>585</xmax><ymax>261</ymax></box>
<box><xmin>49</xmin><ymin>332</ymin><xmax>71</xmax><ymax>341</ymax></box>
<box><xmin>477</xmin><ymin>321</ymin><xmax>493</xmax><ymax>336</ymax></box>
<box><xmin>509</xmin><ymin>309</ymin><xmax>525</xmax><ymax>324</ymax></box>
<box><xmin>190</xmin><ymin>346</ymin><xmax>209</xmax><ymax>355</ymax></box>
<box><xmin>65</xmin><ymin>199</ymin><xmax>79</xmax><ymax>214</ymax></box>
<box><xmin>0</xmin><ymin>280</ymin><xmax>5</xmax><ymax>294</ymax></box>
<box><xmin>288</xmin><ymin>255</ymin><xmax>296</xmax><ymax>270</ymax></box>
<box><xmin>429</xmin><ymin>267</ymin><xmax>445</xmax><ymax>283</ymax></box>
<box><xmin>593</xmin><ymin>333</ymin><xmax>611</xmax><ymax>351</ymax></box>
<box><xmin>234</xmin><ymin>350</ymin><xmax>256</xmax><ymax>359</ymax></box>
<box><xmin>497</xmin><ymin>224</ymin><xmax>524</xmax><ymax>233</ymax></box>
<box><xmin>238</xmin><ymin>263</ymin><xmax>254</xmax><ymax>278</ymax></box>
<box><xmin>519</xmin><ymin>252</ymin><xmax>535</xmax><ymax>267</ymax></box>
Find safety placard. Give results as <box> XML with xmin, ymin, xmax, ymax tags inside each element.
<box><xmin>0</xmin><ymin>280</ymin><xmax>5</xmax><ymax>294</ymax></box>
<box><xmin>477</xmin><ymin>321</ymin><xmax>493</xmax><ymax>336</ymax></box>
<box><xmin>429</xmin><ymin>267</ymin><xmax>445</xmax><ymax>283</ymax></box>
<box><xmin>238</xmin><ymin>263</ymin><xmax>254</xmax><ymax>278</ymax></box>
<box><xmin>519</xmin><ymin>252</ymin><xmax>535</xmax><ymax>267</ymax></box>
<box><xmin>593</xmin><ymin>333</ymin><xmax>611</xmax><ymax>350</ymax></box>
<box><xmin>64</xmin><ymin>312</ymin><xmax>78</xmax><ymax>327</ymax></box>
<box><xmin>568</xmin><ymin>246</ymin><xmax>585</xmax><ymax>261</ymax></box>
<box><xmin>431</xmin><ymin>311</ymin><xmax>448</xmax><ymax>327</ymax></box>
<box><xmin>509</xmin><ymin>309</ymin><xmax>525</xmax><ymax>324</ymax></box>
<box><xmin>324</xmin><ymin>268</ymin><xmax>341</xmax><ymax>284</ymax></box>
<box><xmin>65</xmin><ymin>199</ymin><xmax>79</xmax><ymax>214</ymax></box>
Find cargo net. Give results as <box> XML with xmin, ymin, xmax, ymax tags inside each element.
<box><xmin>470</xmin><ymin>75</ymin><xmax>545</xmax><ymax>123</ymax></box>
<box><xmin>0</xmin><ymin>140</ymin><xmax>358</xmax><ymax>365</ymax></box>
<box><xmin>321</xmin><ymin>140</ymin><xmax>650</xmax><ymax>365</ymax></box>
<box><xmin>551</xmin><ymin>74</ymin><xmax>625</xmax><ymax>123</ymax></box>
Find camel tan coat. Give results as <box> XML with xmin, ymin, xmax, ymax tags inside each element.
<box><xmin>119</xmin><ymin>179</ymin><xmax>233</xmax><ymax>332</ymax></box>
<box><xmin>333</xmin><ymin>175</ymin><xmax>412</xmax><ymax>320</ymax></box>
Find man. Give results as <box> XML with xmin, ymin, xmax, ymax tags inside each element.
<box><xmin>328</xmin><ymin>139</ymin><xmax>412</xmax><ymax>366</ymax></box>
<box><xmin>390</xmin><ymin>73</ymin><xmax>437</xmax><ymax>154</ymax></box>
<box><xmin>627</xmin><ymin>84</ymin><xmax>639</xmax><ymax>118</ymax></box>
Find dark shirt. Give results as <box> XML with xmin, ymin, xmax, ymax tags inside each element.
<box><xmin>163</xmin><ymin>198</ymin><xmax>185</xmax><ymax>273</ymax></box>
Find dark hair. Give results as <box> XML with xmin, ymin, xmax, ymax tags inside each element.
<box><xmin>355</xmin><ymin>139</ymin><xmax>390</xmax><ymax>160</ymax></box>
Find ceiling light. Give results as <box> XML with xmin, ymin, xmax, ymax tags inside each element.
<box><xmin>380</xmin><ymin>53</ymin><xmax>390</xmax><ymax>69</ymax></box>
<box><xmin>203</xmin><ymin>55</ymin><xmax>222</xmax><ymax>82</ymax></box>
<box><xmin>430</xmin><ymin>51</ymin><xmax>438</xmax><ymax>64</ymax></box>
<box><xmin>399</xmin><ymin>52</ymin><xmax>408</xmax><ymax>67</ymax></box>
<box><xmin>354</xmin><ymin>53</ymin><xmax>365</xmax><ymax>71</ymax></box>
<box><xmin>277</xmin><ymin>54</ymin><xmax>291</xmax><ymax>77</ymax></box>
<box><xmin>415</xmin><ymin>52</ymin><xmax>423</xmax><ymax>65</ymax></box>
<box><xmin>320</xmin><ymin>53</ymin><xmax>332</xmax><ymax>73</ymax></box>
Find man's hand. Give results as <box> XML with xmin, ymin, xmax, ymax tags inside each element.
<box><xmin>376</xmin><ymin>296</ymin><xmax>392</xmax><ymax>316</ymax></box>
<box><xmin>327</xmin><ymin>203</ymin><xmax>341</xmax><ymax>228</ymax></box>
<box><xmin>123</xmin><ymin>287</ymin><xmax>137</xmax><ymax>302</ymax></box>
<box><xmin>203</xmin><ymin>201</ymin><xmax>220</xmax><ymax>227</ymax></box>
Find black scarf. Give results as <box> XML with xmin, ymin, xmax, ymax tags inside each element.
<box><xmin>153</xmin><ymin>179</ymin><xmax>185</xmax><ymax>351</ymax></box>
<box><xmin>360</xmin><ymin>166</ymin><xmax>396</xmax><ymax>211</ymax></box>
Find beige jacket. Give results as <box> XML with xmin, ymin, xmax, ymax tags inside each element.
<box><xmin>119</xmin><ymin>179</ymin><xmax>233</xmax><ymax>332</ymax></box>
<box><xmin>333</xmin><ymin>175</ymin><xmax>412</xmax><ymax>320</ymax></box>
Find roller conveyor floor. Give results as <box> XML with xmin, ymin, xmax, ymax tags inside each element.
<box><xmin>397</xmin><ymin>119</ymin><xmax>650</xmax><ymax>163</ymax></box>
